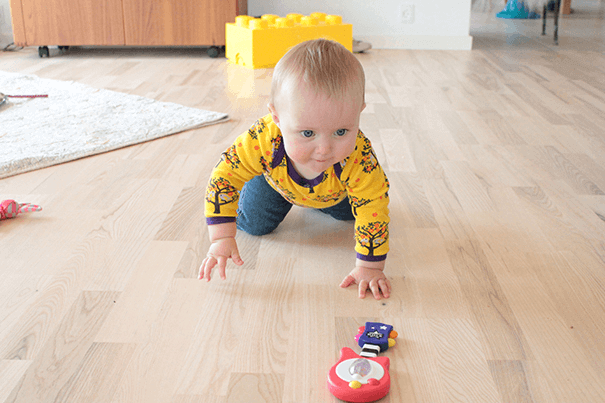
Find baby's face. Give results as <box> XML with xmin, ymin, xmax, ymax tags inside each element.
<box><xmin>270</xmin><ymin>85</ymin><xmax>365</xmax><ymax>179</ymax></box>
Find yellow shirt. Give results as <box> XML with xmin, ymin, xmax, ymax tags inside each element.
<box><xmin>205</xmin><ymin>114</ymin><xmax>390</xmax><ymax>261</ymax></box>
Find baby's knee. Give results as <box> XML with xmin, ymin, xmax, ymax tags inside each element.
<box><xmin>331</xmin><ymin>214</ymin><xmax>355</xmax><ymax>222</ymax></box>
<box><xmin>238</xmin><ymin>225</ymin><xmax>276</xmax><ymax>236</ymax></box>
<box><xmin>236</xmin><ymin>217</ymin><xmax>279</xmax><ymax>236</ymax></box>
<box><xmin>319</xmin><ymin>209</ymin><xmax>355</xmax><ymax>222</ymax></box>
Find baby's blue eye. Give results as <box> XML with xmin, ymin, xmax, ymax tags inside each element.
<box><xmin>335</xmin><ymin>129</ymin><xmax>348</xmax><ymax>137</ymax></box>
<box><xmin>301</xmin><ymin>130</ymin><xmax>314</xmax><ymax>138</ymax></box>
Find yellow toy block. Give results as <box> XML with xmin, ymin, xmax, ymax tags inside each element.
<box><xmin>226</xmin><ymin>13</ymin><xmax>353</xmax><ymax>69</ymax></box>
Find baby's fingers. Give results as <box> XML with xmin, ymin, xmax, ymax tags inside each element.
<box><xmin>198</xmin><ymin>257</ymin><xmax>209</xmax><ymax>279</ymax></box>
<box><xmin>368</xmin><ymin>280</ymin><xmax>383</xmax><ymax>300</ymax></box>
<box><xmin>371</xmin><ymin>278</ymin><xmax>391</xmax><ymax>300</ymax></box>
<box><xmin>216</xmin><ymin>256</ymin><xmax>228</xmax><ymax>280</ymax></box>
<box><xmin>200</xmin><ymin>256</ymin><xmax>216</xmax><ymax>280</ymax></box>
<box><xmin>358</xmin><ymin>280</ymin><xmax>369</xmax><ymax>299</ymax></box>
<box><xmin>340</xmin><ymin>274</ymin><xmax>356</xmax><ymax>289</ymax></box>
<box><xmin>203</xmin><ymin>256</ymin><xmax>227</xmax><ymax>281</ymax></box>
<box><xmin>231</xmin><ymin>251</ymin><xmax>244</xmax><ymax>266</ymax></box>
<box><xmin>381</xmin><ymin>278</ymin><xmax>392</xmax><ymax>298</ymax></box>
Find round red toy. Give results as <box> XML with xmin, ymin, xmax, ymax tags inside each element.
<box><xmin>327</xmin><ymin>322</ymin><xmax>397</xmax><ymax>402</ymax></box>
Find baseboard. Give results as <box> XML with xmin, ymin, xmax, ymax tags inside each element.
<box><xmin>357</xmin><ymin>35</ymin><xmax>474</xmax><ymax>50</ymax></box>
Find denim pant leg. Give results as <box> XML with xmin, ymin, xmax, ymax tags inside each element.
<box><xmin>319</xmin><ymin>196</ymin><xmax>355</xmax><ymax>221</ymax></box>
<box><xmin>237</xmin><ymin>174</ymin><xmax>293</xmax><ymax>236</ymax></box>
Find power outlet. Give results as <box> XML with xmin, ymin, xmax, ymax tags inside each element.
<box><xmin>400</xmin><ymin>4</ymin><xmax>415</xmax><ymax>24</ymax></box>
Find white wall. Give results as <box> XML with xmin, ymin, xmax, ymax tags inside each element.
<box><xmin>248</xmin><ymin>0</ymin><xmax>473</xmax><ymax>50</ymax></box>
<box><xmin>0</xmin><ymin>0</ymin><xmax>473</xmax><ymax>50</ymax></box>
<box><xmin>0</xmin><ymin>0</ymin><xmax>12</xmax><ymax>48</ymax></box>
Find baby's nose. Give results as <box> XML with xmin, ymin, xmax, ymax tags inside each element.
<box><xmin>316</xmin><ymin>139</ymin><xmax>332</xmax><ymax>154</ymax></box>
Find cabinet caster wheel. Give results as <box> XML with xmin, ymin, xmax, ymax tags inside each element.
<box><xmin>38</xmin><ymin>46</ymin><xmax>50</xmax><ymax>58</ymax></box>
<box><xmin>207</xmin><ymin>46</ymin><xmax>220</xmax><ymax>58</ymax></box>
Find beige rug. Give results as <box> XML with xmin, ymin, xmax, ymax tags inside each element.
<box><xmin>0</xmin><ymin>70</ymin><xmax>229</xmax><ymax>179</ymax></box>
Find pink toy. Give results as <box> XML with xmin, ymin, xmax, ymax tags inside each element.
<box><xmin>327</xmin><ymin>322</ymin><xmax>397</xmax><ymax>402</ymax></box>
<box><xmin>1</xmin><ymin>199</ymin><xmax>42</xmax><ymax>220</ymax></box>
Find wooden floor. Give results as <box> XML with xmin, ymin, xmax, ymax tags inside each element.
<box><xmin>1</xmin><ymin>1</ymin><xmax>605</xmax><ymax>402</ymax></box>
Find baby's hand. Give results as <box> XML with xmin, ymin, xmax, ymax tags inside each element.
<box><xmin>199</xmin><ymin>237</ymin><xmax>244</xmax><ymax>281</ymax></box>
<box><xmin>340</xmin><ymin>266</ymin><xmax>391</xmax><ymax>300</ymax></box>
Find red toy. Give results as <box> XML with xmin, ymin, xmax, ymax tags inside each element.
<box><xmin>1</xmin><ymin>199</ymin><xmax>42</xmax><ymax>220</ymax></box>
<box><xmin>327</xmin><ymin>322</ymin><xmax>398</xmax><ymax>402</ymax></box>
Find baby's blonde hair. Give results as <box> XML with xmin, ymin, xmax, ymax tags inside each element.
<box><xmin>270</xmin><ymin>39</ymin><xmax>365</xmax><ymax>109</ymax></box>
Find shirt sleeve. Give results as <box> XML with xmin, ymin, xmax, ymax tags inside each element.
<box><xmin>205</xmin><ymin>118</ymin><xmax>274</xmax><ymax>223</ymax></box>
<box><xmin>343</xmin><ymin>133</ymin><xmax>390</xmax><ymax>261</ymax></box>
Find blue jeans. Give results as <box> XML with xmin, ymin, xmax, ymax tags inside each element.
<box><xmin>236</xmin><ymin>174</ymin><xmax>354</xmax><ymax>236</ymax></box>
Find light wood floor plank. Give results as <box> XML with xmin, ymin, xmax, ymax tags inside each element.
<box><xmin>224</xmin><ymin>373</ymin><xmax>284</xmax><ymax>403</ymax></box>
<box><xmin>396</xmin><ymin>319</ymin><xmax>448</xmax><ymax>403</ymax></box>
<box><xmin>53</xmin><ymin>342</ymin><xmax>136</xmax><ymax>403</ymax></box>
<box><xmin>397</xmin><ymin>229</ymin><xmax>471</xmax><ymax>320</ymax></box>
<box><xmin>488</xmin><ymin>360</ymin><xmax>534</xmax><ymax>403</ymax></box>
<box><xmin>109</xmin><ymin>279</ymin><xmax>213</xmax><ymax>403</ymax></box>
<box><xmin>496</xmin><ymin>268</ymin><xmax>605</xmax><ymax>402</ymax></box>
<box><xmin>428</xmin><ymin>319</ymin><xmax>501</xmax><ymax>403</ymax></box>
<box><xmin>0</xmin><ymin>361</ymin><xmax>31</xmax><ymax>403</ymax></box>
<box><xmin>0</xmin><ymin>233</ymin><xmax>115</xmax><ymax>361</ymax></box>
<box><xmin>4</xmin><ymin>291</ymin><xmax>120</xmax><ymax>403</ymax></box>
<box><xmin>388</xmin><ymin>172</ymin><xmax>438</xmax><ymax>229</ymax></box>
<box><xmin>446</xmin><ymin>238</ymin><xmax>531</xmax><ymax>361</ymax></box>
<box><xmin>94</xmin><ymin>241</ymin><xmax>189</xmax><ymax>342</ymax></box>
<box><xmin>530</xmin><ymin>251</ymin><xmax>605</xmax><ymax>376</ymax></box>
<box><xmin>2</xmin><ymin>1</ymin><xmax>605</xmax><ymax>401</ymax></box>
<box><xmin>173</xmin><ymin>271</ymin><xmax>254</xmax><ymax>398</ymax></box>
<box><xmin>281</xmin><ymin>285</ymin><xmax>337</xmax><ymax>403</ymax></box>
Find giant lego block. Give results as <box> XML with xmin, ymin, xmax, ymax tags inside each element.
<box><xmin>226</xmin><ymin>13</ymin><xmax>353</xmax><ymax>69</ymax></box>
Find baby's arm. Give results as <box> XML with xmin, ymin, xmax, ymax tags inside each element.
<box><xmin>340</xmin><ymin>259</ymin><xmax>391</xmax><ymax>300</ymax></box>
<box><xmin>199</xmin><ymin>222</ymin><xmax>244</xmax><ymax>281</ymax></box>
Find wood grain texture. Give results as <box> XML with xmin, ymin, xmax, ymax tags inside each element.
<box><xmin>0</xmin><ymin>361</ymin><xmax>31</xmax><ymax>403</ymax></box>
<box><xmin>53</xmin><ymin>343</ymin><xmax>136</xmax><ymax>403</ymax></box>
<box><xmin>9</xmin><ymin>0</ymin><xmax>245</xmax><ymax>47</ymax></box>
<box><xmin>488</xmin><ymin>360</ymin><xmax>534</xmax><ymax>403</ymax></box>
<box><xmin>224</xmin><ymin>373</ymin><xmax>284</xmax><ymax>403</ymax></box>
<box><xmin>4</xmin><ymin>292</ymin><xmax>120</xmax><ymax>403</ymax></box>
<box><xmin>122</xmin><ymin>0</ymin><xmax>237</xmax><ymax>46</ymax></box>
<box><xmin>18</xmin><ymin>0</ymin><xmax>125</xmax><ymax>46</ymax></box>
<box><xmin>7</xmin><ymin>0</ymin><xmax>26</xmax><ymax>45</ymax></box>
<box><xmin>1</xmin><ymin>1</ymin><xmax>605</xmax><ymax>401</ymax></box>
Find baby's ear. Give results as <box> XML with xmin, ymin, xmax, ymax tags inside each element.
<box><xmin>268</xmin><ymin>103</ymin><xmax>280</xmax><ymax>127</ymax></box>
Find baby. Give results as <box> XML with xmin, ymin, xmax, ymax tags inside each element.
<box><xmin>200</xmin><ymin>39</ymin><xmax>391</xmax><ymax>300</ymax></box>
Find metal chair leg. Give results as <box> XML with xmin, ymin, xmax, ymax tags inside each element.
<box><xmin>542</xmin><ymin>5</ymin><xmax>547</xmax><ymax>35</ymax></box>
<box><xmin>554</xmin><ymin>0</ymin><xmax>561</xmax><ymax>44</ymax></box>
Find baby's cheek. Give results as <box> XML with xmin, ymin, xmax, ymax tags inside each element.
<box><xmin>339</xmin><ymin>139</ymin><xmax>357</xmax><ymax>159</ymax></box>
<box><xmin>284</xmin><ymin>139</ymin><xmax>310</xmax><ymax>160</ymax></box>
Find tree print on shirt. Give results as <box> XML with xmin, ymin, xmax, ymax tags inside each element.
<box><xmin>271</xmin><ymin>135</ymin><xmax>282</xmax><ymax>156</ymax></box>
<box><xmin>221</xmin><ymin>144</ymin><xmax>241</xmax><ymax>169</ymax></box>
<box><xmin>265</xmin><ymin>176</ymin><xmax>297</xmax><ymax>202</ymax></box>
<box><xmin>359</xmin><ymin>139</ymin><xmax>379</xmax><ymax>174</ymax></box>
<box><xmin>207</xmin><ymin>177</ymin><xmax>239</xmax><ymax>214</ymax></box>
<box><xmin>260</xmin><ymin>156</ymin><xmax>269</xmax><ymax>171</ymax></box>
<box><xmin>349</xmin><ymin>195</ymin><xmax>372</xmax><ymax>216</ymax></box>
<box><xmin>356</xmin><ymin>221</ymin><xmax>388</xmax><ymax>256</ymax></box>
<box><xmin>248</xmin><ymin>119</ymin><xmax>265</xmax><ymax>140</ymax></box>
<box><xmin>312</xmin><ymin>189</ymin><xmax>347</xmax><ymax>204</ymax></box>
<box><xmin>340</xmin><ymin>156</ymin><xmax>350</xmax><ymax>169</ymax></box>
